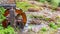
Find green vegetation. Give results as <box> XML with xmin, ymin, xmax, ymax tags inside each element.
<box><xmin>30</xmin><ymin>15</ymin><xmax>44</xmax><ymax>19</ymax></box>
<box><xmin>45</xmin><ymin>18</ymin><xmax>50</xmax><ymax>21</ymax></box>
<box><xmin>41</xmin><ymin>27</ymin><xmax>47</xmax><ymax>32</ymax></box>
<box><xmin>57</xmin><ymin>19</ymin><xmax>60</xmax><ymax>27</ymax></box>
<box><xmin>50</xmin><ymin>0</ymin><xmax>60</xmax><ymax>9</ymax></box>
<box><xmin>0</xmin><ymin>7</ymin><xmax>6</xmax><ymax>22</ymax></box>
<box><xmin>16</xmin><ymin>1</ymin><xmax>40</xmax><ymax>12</ymax></box>
<box><xmin>0</xmin><ymin>7</ymin><xmax>16</xmax><ymax>34</ymax></box>
<box><xmin>49</xmin><ymin>22</ymin><xmax>58</xmax><ymax>29</ymax></box>
<box><xmin>0</xmin><ymin>26</ymin><xmax>16</xmax><ymax>34</ymax></box>
<box><xmin>37</xmin><ymin>0</ymin><xmax>60</xmax><ymax>9</ymax></box>
<box><xmin>39</xmin><ymin>0</ymin><xmax>46</xmax><ymax>3</ymax></box>
<box><xmin>16</xmin><ymin>2</ymin><xmax>32</xmax><ymax>12</ymax></box>
<box><xmin>0</xmin><ymin>0</ymin><xmax>60</xmax><ymax>34</ymax></box>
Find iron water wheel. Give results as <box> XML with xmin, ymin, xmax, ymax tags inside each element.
<box><xmin>2</xmin><ymin>9</ymin><xmax>27</xmax><ymax>29</ymax></box>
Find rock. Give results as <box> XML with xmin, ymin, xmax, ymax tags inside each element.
<box><xmin>28</xmin><ymin>7</ymin><xmax>40</xmax><ymax>12</ymax></box>
<box><xmin>56</xmin><ymin>28</ymin><xmax>60</xmax><ymax>34</ymax></box>
<box><xmin>30</xmin><ymin>18</ymin><xmax>41</xmax><ymax>25</ymax></box>
<box><xmin>55</xmin><ymin>7</ymin><xmax>60</xmax><ymax>11</ymax></box>
<box><xmin>32</xmin><ymin>23</ymin><xmax>49</xmax><ymax>32</ymax></box>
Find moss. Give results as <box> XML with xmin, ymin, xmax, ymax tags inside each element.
<box><xmin>49</xmin><ymin>22</ymin><xmax>58</xmax><ymax>29</ymax></box>
<box><xmin>45</xmin><ymin>18</ymin><xmax>50</xmax><ymax>21</ymax></box>
<box><xmin>41</xmin><ymin>27</ymin><xmax>47</xmax><ymax>32</ymax></box>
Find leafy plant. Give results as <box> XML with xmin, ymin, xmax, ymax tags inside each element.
<box><xmin>0</xmin><ymin>7</ymin><xmax>6</xmax><ymax>14</ymax></box>
<box><xmin>0</xmin><ymin>7</ymin><xmax>6</xmax><ymax>22</ymax></box>
<box><xmin>38</xmin><ymin>0</ymin><xmax>60</xmax><ymax>9</ymax></box>
<box><xmin>16</xmin><ymin>2</ymin><xmax>32</xmax><ymax>12</ymax></box>
<box><xmin>47</xmin><ymin>0</ymin><xmax>51</xmax><ymax>2</ymax></box>
<box><xmin>57</xmin><ymin>19</ymin><xmax>60</xmax><ymax>27</ymax></box>
<box><xmin>49</xmin><ymin>22</ymin><xmax>58</xmax><ymax>29</ymax></box>
<box><xmin>45</xmin><ymin>18</ymin><xmax>50</xmax><ymax>21</ymax></box>
<box><xmin>0</xmin><ymin>26</ymin><xmax>16</xmax><ymax>34</ymax></box>
<box><xmin>50</xmin><ymin>0</ymin><xmax>60</xmax><ymax>9</ymax></box>
<box><xmin>0</xmin><ymin>7</ymin><xmax>16</xmax><ymax>34</ymax></box>
<box><xmin>41</xmin><ymin>27</ymin><xmax>47</xmax><ymax>32</ymax></box>
<box><xmin>37</xmin><ymin>0</ymin><xmax>46</xmax><ymax>3</ymax></box>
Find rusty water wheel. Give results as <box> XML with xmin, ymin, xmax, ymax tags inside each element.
<box><xmin>2</xmin><ymin>9</ymin><xmax>27</xmax><ymax>29</ymax></box>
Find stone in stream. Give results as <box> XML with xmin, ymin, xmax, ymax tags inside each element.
<box><xmin>56</xmin><ymin>28</ymin><xmax>60</xmax><ymax>34</ymax></box>
<box><xmin>32</xmin><ymin>23</ymin><xmax>49</xmax><ymax>32</ymax></box>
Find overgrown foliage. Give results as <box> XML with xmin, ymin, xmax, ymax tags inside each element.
<box><xmin>50</xmin><ymin>0</ymin><xmax>60</xmax><ymax>9</ymax></box>
<box><xmin>36</xmin><ymin>0</ymin><xmax>60</xmax><ymax>9</ymax></box>
<box><xmin>0</xmin><ymin>25</ymin><xmax>16</xmax><ymax>34</ymax></box>
<box><xmin>49</xmin><ymin>22</ymin><xmax>58</xmax><ymax>29</ymax></box>
<box><xmin>0</xmin><ymin>7</ymin><xmax>6</xmax><ymax>22</ymax></box>
<box><xmin>0</xmin><ymin>7</ymin><xmax>16</xmax><ymax>34</ymax></box>
<box><xmin>16</xmin><ymin>2</ymin><xmax>32</xmax><ymax>12</ymax></box>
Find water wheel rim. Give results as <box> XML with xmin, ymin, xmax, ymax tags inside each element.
<box><xmin>2</xmin><ymin>9</ymin><xmax>27</xmax><ymax>28</ymax></box>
